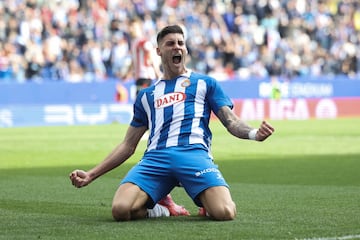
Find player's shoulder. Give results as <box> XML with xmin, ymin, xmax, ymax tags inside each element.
<box><xmin>189</xmin><ymin>71</ymin><xmax>219</xmax><ymax>86</ymax></box>
<box><xmin>190</xmin><ymin>71</ymin><xmax>209</xmax><ymax>79</ymax></box>
<box><xmin>138</xmin><ymin>84</ymin><xmax>155</xmax><ymax>96</ymax></box>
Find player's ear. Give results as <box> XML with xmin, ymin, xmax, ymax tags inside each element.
<box><xmin>156</xmin><ymin>47</ymin><xmax>161</xmax><ymax>56</ymax></box>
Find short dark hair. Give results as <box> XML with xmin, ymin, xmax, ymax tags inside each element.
<box><xmin>156</xmin><ymin>25</ymin><xmax>184</xmax><ymax>44</ymax></box>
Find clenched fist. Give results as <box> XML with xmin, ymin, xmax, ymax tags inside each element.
<box><xmin>69</xmin><ymin>170</ymin><xmax>91</xmax><ymax>188</ymax></box>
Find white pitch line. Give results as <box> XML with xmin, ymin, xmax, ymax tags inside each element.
<box><xmin>297</xmin><ymin>234</ymin><xmax>360</xmax><ymax>240</ymax></box>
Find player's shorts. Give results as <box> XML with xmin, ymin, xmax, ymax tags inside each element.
<box><xmin>121</xmin><ymin>144</ymin><xmax>229</xmax><ymax>208</ymax></box>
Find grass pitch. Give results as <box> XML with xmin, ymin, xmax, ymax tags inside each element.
<box><xmin>0</xmin><ymin>118</ymin><xmax>359</xmax><ymax>240</ymax></box>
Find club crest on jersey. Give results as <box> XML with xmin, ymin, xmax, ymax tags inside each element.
<box><xmin>155</xmin><ymin>92</ymin><xmax>186</xmax><ymax>108</ymax></box>
<box><xmin>181</xmin><ymin>78</ymin><xmax>191</xmax><ymax>87</ymax></box>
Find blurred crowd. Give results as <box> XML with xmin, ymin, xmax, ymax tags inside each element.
<box><xmin>0</xmin><ymin>0</ymin><xmax>359</xmax><ymax>83</ymax></box>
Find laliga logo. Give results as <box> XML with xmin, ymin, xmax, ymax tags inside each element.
<box><xmin>155</xmin><ymin>92</ymin><xmax>186</xmax><ymax>108</ymax></box>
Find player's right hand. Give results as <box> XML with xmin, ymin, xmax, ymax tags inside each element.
<box><xmin>69</xmin><ymin>170</ymin><xmax>91</xmax><ymax>188</ymax></box>
<box><xmin>256</xmin><ymin>120</ymin><xmax>275</xmax><ymax>141</ymax></box>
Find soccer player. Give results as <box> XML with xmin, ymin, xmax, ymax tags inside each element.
<box><xmin>69</xmin><ymin>25</ymin><xmax>275</xmax><ymax>221</ymax></box>
<box><xmin>129</xmin><ymin>19</ymin><xmax>161</xmax><ymax>97</ymax></box>
<box><xmin>128</xmin><ymin>20</ymin><xmax>189</xmax><ymax>216</ymax></box>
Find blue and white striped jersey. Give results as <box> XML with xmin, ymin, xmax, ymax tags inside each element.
<box><xmin>130</xmin><ymin>70</ymin><xmax>233</xmax><ymax>152</ymax></box>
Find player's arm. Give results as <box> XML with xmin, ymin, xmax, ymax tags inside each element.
<box><xmin>216</xmin><ymin>106</ymin><xmax>274</xmax><ymax>141</ymax></box>
<box><xmin>69</xmin><ymin>125</ymin><xmax>147</xmax><ymax>188</ymax></box>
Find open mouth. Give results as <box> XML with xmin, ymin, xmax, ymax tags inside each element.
<box><xmin>172</xmin><ymin>55</ymin><xmax>182</xmax><ymax>64</ymax></box>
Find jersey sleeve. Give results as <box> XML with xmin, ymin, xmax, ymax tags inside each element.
<box><xmin>130</xmin><ymin>91</ymin><xmax>148</xmax><ymax>128</ymax></box>
<box><xmin>207</xmin><ymin>77</ymin><xmax>233</xmax><ymax>114</ymax></box>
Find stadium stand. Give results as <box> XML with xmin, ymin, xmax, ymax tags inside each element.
<box><xmin>0</xmin><ymin>0</ymin><xmax>359</xmax><ymax>83</ymax></box>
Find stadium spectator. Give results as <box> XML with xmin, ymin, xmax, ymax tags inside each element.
<box><xmin>127</xmin><ymin>19</ymin><xmax>161</xmax><ymax>96</ymax></box>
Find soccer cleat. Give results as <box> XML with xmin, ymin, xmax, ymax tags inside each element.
<box><xmin>158</xmin><ymin>194</ymin><xmax>190</xmax><ymax>216</ymax></box>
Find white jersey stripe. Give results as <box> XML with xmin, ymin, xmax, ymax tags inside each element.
<box><xmin>189</xmin><ymin>79</ymin><xmax>206</xmax><ymax>145</ymax></box>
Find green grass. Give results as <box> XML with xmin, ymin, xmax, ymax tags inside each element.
<box><xmin>1</xmin><ymin>119</ymin><xmax>360</xmax><ymax>240</ymax></box>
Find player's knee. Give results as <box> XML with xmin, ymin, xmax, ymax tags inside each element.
<box><xmin>112</xmin><ymin>202</ymin><xmax>131</xmax><ymax>221</ymax></box>
<box><xmin>211</xmin><ymin>202</ymin><xmax>237</xmax><ymax>221</ymax></box>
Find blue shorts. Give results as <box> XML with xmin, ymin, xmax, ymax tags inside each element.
<box><xmin>121</xmin><ymin>144</ymin><xmax>229</xmax><ymax>208</ymax></box>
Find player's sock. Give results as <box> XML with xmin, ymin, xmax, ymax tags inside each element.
<box><xmin>198</xmin><ymin>207</ymin><xmax>209</xmax><ymax>217</ymax></box>
<box><xmin>158</xmin><ymin>194</ymin><xmax>190</xmax><ymax>216</ymax></box>
<box><xmin>147</xmin><ymin>204</ymin><xmax>170</xmax><ymax>218</ymax></box>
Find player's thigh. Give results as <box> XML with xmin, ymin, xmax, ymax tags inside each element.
<box><xmin>120</xmin><ymin>152</ymin><xmax>177</xmax><ymax>205</ymax></box>
<box><xmin>199</xmin><ymin>186</ymin><xmax>236</xmax><ymax>214</ymax></box>
<box><xmin>112</xmin><ymin>182</ymin><xmax>149</xmax><ymax>210</ymax></box>
<box><xmin>175</xmin><ymin>146</ymin><xmax>229</xmax><ymax>205</ymax></box>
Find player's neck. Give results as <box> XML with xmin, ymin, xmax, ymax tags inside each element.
<box><xmin>162</xmin><ymin>68</ymin><xmax>188</xmax><ymax>80</ymax></box>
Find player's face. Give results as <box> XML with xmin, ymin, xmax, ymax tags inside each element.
<box><xmin>157</xmin><ymin>33</ymin><xmax>188</xmax><ymax>79</ymax></box>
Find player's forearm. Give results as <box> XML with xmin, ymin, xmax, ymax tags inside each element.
<box><xmin>217</xmin><ymin>106</ymin><xmax>255</xmax><ymax>140</ymax></box>
<box><xmin>88</xmin><ymin>143</ymin><xmax>135</xmax><ymax>182</ymax></box>
<box><xmin>227</xmin><ymin>119</ymin><xmax>254</xmax><ymax>139</ymax></box>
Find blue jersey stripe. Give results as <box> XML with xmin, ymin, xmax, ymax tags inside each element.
<box><xmin>167</xmin><ymin>78</ymin><xmax>186</xmax><ymax>148</ymax></box>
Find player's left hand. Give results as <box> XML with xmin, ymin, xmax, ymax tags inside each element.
<box><xmin>256</xmin><ymin>120</ymin><xmax>275</xmax><ymax>141</ymax></box>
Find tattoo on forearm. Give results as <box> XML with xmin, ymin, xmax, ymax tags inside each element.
<box><xmin>217</xmin><ymin>108</ymin><xmax>233</xmax><ymax>127</ymax></box>
<box><xmin>217</xmin><ymin>107</ymin><xmax>252</xmax><ymax>139</ymax></box>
